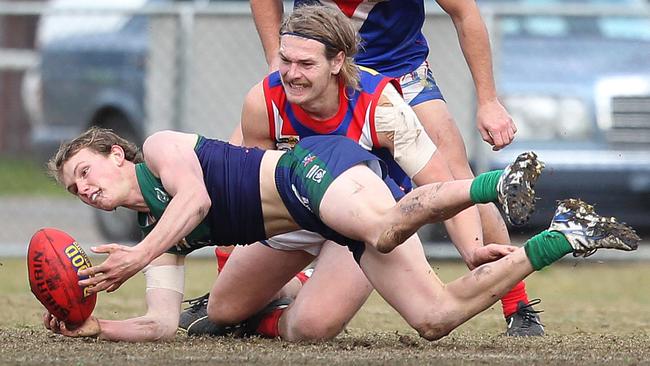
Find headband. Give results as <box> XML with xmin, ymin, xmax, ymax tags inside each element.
<box><xmin>280</xmin><ymin>31</ymin><xmax>338</xmax><ymax>51</ymax></box>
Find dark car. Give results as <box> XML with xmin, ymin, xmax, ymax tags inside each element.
<box><xmin>26</xmin><ymin>0</ymin><xmax>169</xmax><ymax>241</ymax></box>
<box><xmin>478</xmin><ymin>0</ymin><xmax>650</xmax><ymax>228</ymax></box>
<box><xmin>26</xmin><ymin>0</ymin><xmax>650</xmax><ymax>242</ymax></box>
<box><xmin>26</xmin><ymin>0</ymin><xmax>251</xmax><ymax>242</ymax></box>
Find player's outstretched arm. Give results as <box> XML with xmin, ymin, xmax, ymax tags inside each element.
<box><xmin>49</xmin><ymin>254</ymin><xmax>185</xmax><ymax>342</ymax></box>
<box><xmin>44</xmin><ymin>287</ymin><xmax>183</xmax><ymax>342</ymax></box>
<box><xmin>79</xmin><ymin>131</ymin><xmax>209</xmax><ymax>293</ymax></box>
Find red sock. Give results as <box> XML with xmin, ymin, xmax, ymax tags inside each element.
<box><xmin>215</xmin><ymin>248</ymin><xmax>231</xmax><ymax>272</ymax></box>
<box><xmin>255</xmin><ymin>308</ymin><xmax>284</xmax><ymax>338</ymax></box>
<box><xmin>501</xmin><ymin>281</ymin><xmax>529</xmax><ymax>317</ymax></box>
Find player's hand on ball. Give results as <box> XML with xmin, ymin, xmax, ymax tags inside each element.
<box><xmin>78</xmin><ymin>243</ymin><xmax>150</xmax><ymax>294</ymax></box>
<box><xmin>43</xmin><ymin>312</ymin><xmax>101</xmax><ymax>338</ymax></box>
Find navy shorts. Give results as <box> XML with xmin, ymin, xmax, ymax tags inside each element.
<box><xmin>274</xmin><ymin>135</ymin><xmax>386</xmax><ymax>262</ymax></box>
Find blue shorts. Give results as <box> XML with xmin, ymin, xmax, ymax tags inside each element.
<box><xmin>399</xmin><ymin>61</ymin><xmax>445</xmax><ymax>107</ymax></box>
<box><xmin>274</xmin><ymin>135</ymin><xmax>386</xmax><ymax>262</ymax></box>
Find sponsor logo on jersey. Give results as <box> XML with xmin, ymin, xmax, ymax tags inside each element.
<box><xmin>301</xmin><ymin>153</ymin><xmax>317</xmax><ymax>167</ymax></box>
<box><xmin>155</xmin><ymin>188</ymin><xmax>170</xmax><ymax>203</ymax></box>
<box><xmin>306</xmin><ymin>165</ymin><xmax>327</xmax><ymax>183</ymax></box>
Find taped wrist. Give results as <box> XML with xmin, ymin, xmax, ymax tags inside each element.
<box><xmin>142</xmin><ymin>265</ymin><xmax>185</xmax><ymax>295</ymax></box>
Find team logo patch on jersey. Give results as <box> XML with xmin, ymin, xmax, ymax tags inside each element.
<box><xmin>302</xmin><ymin>153</ymin><xmax>317</xmax><ymax>167</ymax></box>
<box><xmin>154</xmin><ymin>188</ymin><xmax>170</xmax><ymax>203</ymax></box>
<box><xmin>306</xmin><ymin>165</ymin><xmax>327</xmax><ymax>183</ymax></box>
<box><xmin>277</xmin><ymin>136</ymin><xmax>300</xmax><ymax>151</ymax></box>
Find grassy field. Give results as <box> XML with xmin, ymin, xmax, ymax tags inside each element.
<box><xmin>0</xmin><ymin>157</ymin><xmax>65</xmax><ymax>196</ymax></box>
<box><xmin>1</xmin><ymin>257</ymin><xmax>649</xmax><ymax>365</ymax></box>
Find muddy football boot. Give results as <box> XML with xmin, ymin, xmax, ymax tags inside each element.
<box><xmin>549</xmin><ymin>198</ymin><xmax>640</xmax><ymax>257</ymax></box>
<box><xmin>505</xmin><ymin>299</ymin><xmax>544</xmax><ymax>337</ymax></box>
<box><xmin>497</xmin><ymin>151</ymin><xmax>545</xmax><ymax>226</ymax></box>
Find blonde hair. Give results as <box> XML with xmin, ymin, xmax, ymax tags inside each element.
<box><xmin>280</xmin><ymin>4</ymin><xmax>361</xmax><ymax>90</ymax></box>
<box><xmin>47</xmin><ymin>126</ymin><xmax>142</xmax><ymax>184</ymax></box>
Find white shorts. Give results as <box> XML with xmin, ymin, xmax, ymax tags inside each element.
<box><xmin>399</xmin><ymin>61</ymin><xmax>444</xmax><ymax>107</ymax></box>
<box><xmin>261</xmin><ymin>230</ymin><xmax>327</xmax><ymax>256</ymax></box>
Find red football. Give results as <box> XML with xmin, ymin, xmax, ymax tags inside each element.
<box><xmin>27</xmin><ymin>228</ymin><xmax>97</xmax><ymax>326</ymax></box>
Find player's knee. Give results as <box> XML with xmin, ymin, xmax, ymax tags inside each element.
<box><xmin>374</xmin><ymin>224</ymin><xmax>412</xmax><ymax>254</ymax></box>
<box><xmin>207</xmin><ymin>300</ymin><xmax>246</xmax><ymax>325</ymax></box>
<box><xmin>284</xmin><ymin>309</ymin><xmax>345</xmax><ymax>341</ymax></box>
<box><xmin>406</xmin><ymin>301</ymin><xmax>458</xmax><ymax>342</ymax></box>
<box><xmin>413</xmin><ymin>316</ymin><xmax>454</xmax><ymax>341</ymax></box>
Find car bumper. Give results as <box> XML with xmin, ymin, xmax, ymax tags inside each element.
<box><xmin>30</xmin><ymin>125</ymin><xmax>82</xmax><ymax>161</ymax></box>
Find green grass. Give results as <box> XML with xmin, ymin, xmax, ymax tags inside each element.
<box><xmin>2</xmin><ymin>257</ymin><xmax>650</xmax><ymax>364</ymax></box>
<box><xmin>4</xmin><ymin>257</ymin><xmax>650</xmax><ymax>332</ymax></box>
<box><xmin>0</xmin><ymin>158</ymin><xmax>65</xmax><ymax>196</ymax></box>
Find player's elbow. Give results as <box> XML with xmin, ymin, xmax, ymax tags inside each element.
<box><xmin>183</xmin><ymin>187</ymin><xmax>211</xmax><ymax>221</ymax></box>
<box><xmin>135</xmin><ymin>318</ymin><xmax>178</xmax><ymax>341</ymax></box>
<box><xmin>156</xmin><ymin>321</ymin><xmax>179</xmax><ymax>341</ymax></box>
<box><xmin>195</xmin><ymin>191</ymin><xmax>212</xmax><ymax>220</ymax></box>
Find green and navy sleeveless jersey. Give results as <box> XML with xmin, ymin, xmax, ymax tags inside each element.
<box><xmin>136</xmin><ymin>162</ymin><xmax>214</xmax><ymax>256</ymax></box>
<box><xmin>136</xmin><ymin>136</ymin><xmax>267</xmax><ymax>255</ymax></box>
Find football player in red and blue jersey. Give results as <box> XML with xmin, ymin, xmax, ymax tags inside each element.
<box><xmin>247</xmin><ymin>0</ymin><xmax>543</xmax><ymax>337</ymax></box>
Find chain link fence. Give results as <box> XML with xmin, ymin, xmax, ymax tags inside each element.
<box><xmin>1</xmin><ymin>1</ymin><xmax>649</xmax><ymax>256</ymax></box>
<box><xmin>0</xmin><ymin>2</ymin><xmax>472</xmax><ymax>249</ymax></box>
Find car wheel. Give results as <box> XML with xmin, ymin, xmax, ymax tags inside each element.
<box><xmin>93</xmin><ymin>112</ymin><xmax>142</xmax><ymax>242</ymax></box>
<box><xmin>95</xmin><ymin>208</ymin><xmax>141</xmax><ymax>243</ymax></box>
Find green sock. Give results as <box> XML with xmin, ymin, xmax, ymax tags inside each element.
<box><xmin>524</xmin><ymin>230</ymin><xmax>573</xmax><ymax>271</ymax></box>
<box><xmin>469</xmin><ymin>170</ymin><xmax>503</xmax><ymax>203</ymax></box>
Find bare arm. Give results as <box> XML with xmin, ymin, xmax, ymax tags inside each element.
<box><xmin>79</xmin><ymin>131</ymin><xmax>210</xmax><ymax>293</ymax></box>
<box><xmin>241</xmin><ymin>82</ymin><xmax>277</xmax><ymax>150</ymax></box>
<box><xmin>46</xmin><ymin>254</ymin><xmax>184</xmax><ymax>342</ymax></box>
<box><xmin>141</xmin><ymin>131</ymin><xmax>212</xmax><ymax>258</ymax></box>
<box><xmin>250</xmin><ymin>0</ymin><xmax>284</xmax><ymax>71</ymax></box>
<box><xmin>436</xmin><ymin>0</ymin><xmax>516</xmax><ymax>150</ymax></box>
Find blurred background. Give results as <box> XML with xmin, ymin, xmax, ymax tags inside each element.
<box><xmin>0</xmin><ymin>0</ymin><xmax>649</xmax><ymax>257</ymax></box>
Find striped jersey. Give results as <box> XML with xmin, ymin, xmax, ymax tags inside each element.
<box><xmin>294</xmin><ymin>0</ymin><xmax>429</xmax><ymax>77</ymax></box>
<box><xmin>263</xmin><ymin>67</ymin><xmax>412</xmax><ymax>195</ymax></box>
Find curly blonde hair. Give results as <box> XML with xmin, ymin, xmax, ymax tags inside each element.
<box><xmin>47</xmin><ymin>126</ymin><xmax>142</xmax><ymax>184</ymax></box>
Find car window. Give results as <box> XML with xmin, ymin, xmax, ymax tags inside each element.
<box><xmin>501</xmin><ymin>15</ymin><xmax>650</xmax><ymax>41</ymax></box>
<box><xmin>38</xmin><ymin>0</ymin><xmax>148</xmax><ymax>44</ymax></box>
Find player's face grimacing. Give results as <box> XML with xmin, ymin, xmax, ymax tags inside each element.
<box><xmin>278</xmin><ymin>35</ymin><xmax>341</xmax><ymax>108</ymax></box>
<box><xmin>61</xmin><ymin>146</ymin><xmax>128</xmax><ymax>211</ymax></box>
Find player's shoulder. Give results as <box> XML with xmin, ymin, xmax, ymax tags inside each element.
<box><xmin>358</xmin><ymin>66</ymin><xmax>395</xmax><ymax>94</ymax></box>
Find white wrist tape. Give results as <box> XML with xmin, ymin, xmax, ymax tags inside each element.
<box><xmin>142</xmin><ymin>265</ymin><xmax>185</xmax><ymax>295</ymax></box>
<box><xmin>375</xmin><ymin>84</ymin><xmax>436</xmax><ymax>178</ymax></box>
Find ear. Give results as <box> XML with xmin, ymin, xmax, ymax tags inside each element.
<box><xmin>331</xmin><ymin>51</ymin><xmax>345</xmax><ymax>75</ymax></box>
<box><xmin>109</xmin><ymin>145</ymin><xmax>126</xmax><ymax>166</ymax></box>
